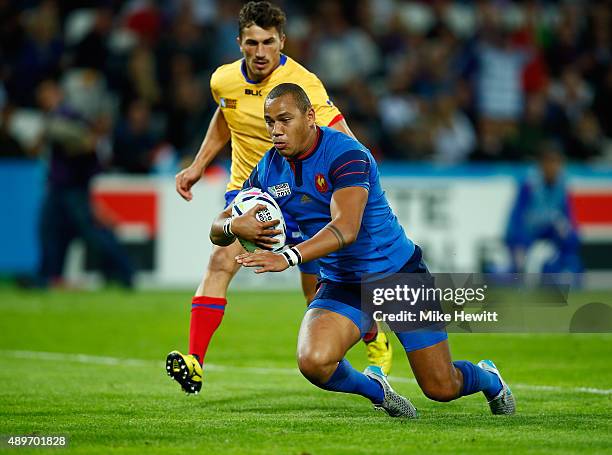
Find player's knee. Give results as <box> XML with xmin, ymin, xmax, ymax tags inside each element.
<box><xmin>207</xmin><ymin>248</ymin><xmax>238</xmax><ymax>276</ymax></box>
<box><xmin>421</xmin><ymin>383</ymin><xmax>459</xmax><ymax>402</ymax></box>
<box><xmin>420</xmin><ymin>375</ymin><xmax>462</xmax><ymax>402</ymax></box>
<box><xmin>297</xmin><ymin>349</ymin><xmax>336</xmax><ymax>384</ymax></box>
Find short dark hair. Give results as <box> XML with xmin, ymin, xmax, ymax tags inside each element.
<box><xmin>266</xmin><ymin>83</ymin><xmax>312</xmax><ymax>113</ymax></box>
<box><xmin>238</xmin><ymin>1</ymin><xmax>286</xmax><ymax>37</ymax></box>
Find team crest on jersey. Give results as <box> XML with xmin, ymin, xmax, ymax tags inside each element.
<box><xmin>314</xmin><ymin>174</ymin><xmax>328</xmax><ymax>193</ymax></box>
<box><xmin>220</xmin><ymin>98</ymin><xmax>237</xmax><ymax>109</ymax></box>
<box><xmin>268</xmin><ymin>183</ymin><xmax>291</xmax><ymax>198</ymax></box>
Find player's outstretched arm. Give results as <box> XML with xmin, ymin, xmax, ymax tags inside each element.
<box><xmin>175</xmin><ymin>107</ymin><xmax>230</xmax><ymax>201</ymax></box>
<box><xmin>236</xmin><ymin>186</ymin><xmax>368</xmax><ymax>273</ymax></box>
<box><xmin>210</xmin><ymin>204</ymin><xmax>283</xmax><ymax>248</ymax></box>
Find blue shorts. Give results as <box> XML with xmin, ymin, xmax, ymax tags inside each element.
<box><xmin>307</xmin><ymin>245</ymin><xmax>448</xmax><ymax>352</ymax></box>
<box><xmin>225</xmin><ymin>190</ymin><xmax>320</xmax><ymax>275</ymax></box>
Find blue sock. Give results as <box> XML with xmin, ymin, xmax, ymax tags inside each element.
<box><xmin>453</xmin><ymin>360</ymin><xmax>502</xmax><ymax>400</ymax></box>
<box><xmin>321</xmin><ymin>359</ymin><xmax>384</xmax><ymax>404</ymax></box>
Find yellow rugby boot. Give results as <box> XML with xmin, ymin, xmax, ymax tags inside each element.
<box><xmin>165</xmin><ymin>350</ymin><xmax>203</xmax><ymax>394</ymax></box>
<box><xmin>365</xmin><ymin>330</ymin><xmax>393</xmax><ymax>376</ymax></box>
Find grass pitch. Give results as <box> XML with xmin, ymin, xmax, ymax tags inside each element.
<box><xmin>0</xmin><ymin>288</ymin><xmax>610</xmax><ymax>454</ymax></box>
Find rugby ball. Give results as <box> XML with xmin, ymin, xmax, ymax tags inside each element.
<box><xmin>231</xmin><ymin>187</ymin><xmax>286</xmax><ymax>252</ymax></box>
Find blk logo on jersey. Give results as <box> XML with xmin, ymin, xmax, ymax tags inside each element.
<box><xmin>268</xmin><ymin>183</ymin><xmax>291</xmax><ymax>198</ymax></box>
<box><xmin>315</xmin><ymin>174</ymin><xmax>328</xmax><ymax>193</ymax></box>
<box><xmin>220</xmin><ymin>98</ymin><xmax>237</xmax><ymax>109</ymax></box>
<box><xmin>244</xmin><ymin>88</ymin><xmax>262</xmax><ymax>96</ymax></box>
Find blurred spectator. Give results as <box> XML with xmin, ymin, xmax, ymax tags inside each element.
<box><xmin>475</xmin><ymin>6</ymin><xmax>529</xmax><ymax>117</ymax></box>
<box><xmin>35</xmin><ymin>79</ymin><xmax>134</xmax><ymax>288</ymax></box>
<box><xmin>112</xmin><ymin>98</ymin><xmax>158</xmax><ymax>173</ymax></box>
<box><xmin>162</xmin><ymin>52</ymin><xmax>198</xmax><ymax>108</ymax></box>
<box><xmin>429</xmin><ymin>91</ymin><xmax>476</xmax><ymax>164</ymax></box>
<box><xmin>157</xmin><ymin>5</ymin><xmax>213</xmax><ymax>83</ymax></box>
<box><xmin>209</xmin><ymin>0</ymin><xmax>243</xmax><ymax>67</ymax></box>
<box><xmin>308</xmin><ymin>1</ymin><xmax>381</xmax><ymax>90</ymax></box>
<box><xmin>592</xmin><ymin>64</ymin><xmax>612</xmax><ymax>138</ymax></box>
<box><xmin>504</xmin><ymin>92</ymin><xmax>567</xmax><ymax>161</ymax></box>
<box><xmin>335</xmin><ymin>77</ymin><xmax>383</xmax><ymax>156</ymax></box>
<box><xmin>414</xmin><ymin>33</ymin><xmax>458</xmax><ymax>98</ymax></box>
<box><xmin>8</xmin><ymin>1</ymin><xmax>64</xmax><ymax>105</ymax></box>
<box><xmin>505</xmin><ymin>142</ymin><xmax>582</xmax><ymax>274</ymax></box>
<box><xmin>165</xmin><ymin>73</ymin><xmax>213</xmax><ymax>160</ymax></box>
<box><xmin>118</xmin><ymin>44</ymin><xmax>161</xmax><ymax>109</ymax></box>
<box><xmin>584</xmin><ymin>2</ymin><xmax>610</xmax><ymax>84</ymax></box>
<box><xmin>121</xmin><ymin>0</ymin><xmax>163</xmax><ymax>47</ymax></box>
<box><xmin>62</xmin><ymin>68</ymin><xmax>114</xmax><ymax>122</ymax></box>
<box><xmin>512</xmin><ymin>0</ymin><xmax>550</xmax><ymax>95</ymax></box>
<box><xmin>545</xmin><ymin>3</ymin><xmax>585</xmax><ymax>77</ymax></box>
<box><xmin>548</xmin><ymin>67</ymin><xmax>593</xmax><ymax>122</ymax></box>
<box><xmin>475</xmin><ymin>30</ymin><xmax>529</xmax><ymax>149</ymax></box>
<box><xmin>0</xmin><ymin>1</ymin><xmax>609</xmax><ymax>168</ymax></box>
<box><xmin>0</xmin><ymin>0</ymin><xmax>26</xmax><ymax>67</ymax></box>
<box><xmin>162</xmin><ymin>0</ymin><xmax>218</xmax><ymax>27</ymax></box>
<box><xmin>377</xmin><ymin>57</ymin><xmax>421</xmax><ymax>159</ymax></box>
<box><xmin>71</xmin><ymin>6</ymin><xmax>114</xmax><ymax>73</ymax></box>
<box><xmin>567</xmin><ymin>111</ymin><xmax>605</xmax><ymax>162</ymax></box>
<box><xmin>0</xmin><ymin>104</ymin><xmax>27</xmax><ymax>158</ymax></box>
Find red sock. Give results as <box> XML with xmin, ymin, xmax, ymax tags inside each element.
<box><xmin>189</xmin><ymin>296</ymin><xmax>227</xmax><ymax>364</ymax></box>
<box><xmin>362</xmin><ymin>322</ymin><xmax>378</xmax><ymax>343</ymax></box>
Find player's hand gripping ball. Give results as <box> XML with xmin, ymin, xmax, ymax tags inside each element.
<box><xmin>231</xmin><ymin>188</ymin><xmax>286</xmax><ymax>252</ymax></box>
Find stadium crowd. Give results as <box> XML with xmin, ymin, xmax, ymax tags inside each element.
<box><xmin>0</xmin><ymin>0</ymin><xmax>610</xmax><ymax>172</ymax></box>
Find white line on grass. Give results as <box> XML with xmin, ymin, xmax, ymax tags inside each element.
<box><xmin>3</xmin><ymin>349</ymin><xmax>611</xmax><ymax>396</ymax></box>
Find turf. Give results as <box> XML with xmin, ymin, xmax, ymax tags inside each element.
<box><xmin>0</xmin><ymin>289</ymin><xmax>610</xmax><ymax>454</ymax></box>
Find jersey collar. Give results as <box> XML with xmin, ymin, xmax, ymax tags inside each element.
<box><xmin>287</xmin><ymin>126</ymin><xmax>322</xmax><ymax>162</ymax></box>
<box><xmin>241</xmin><ymin>53</ymin><xmax>288</xmax><ymax>84</ymax></box>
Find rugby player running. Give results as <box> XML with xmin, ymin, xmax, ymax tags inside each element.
<box><xmin>166</xmin><ymin>1</ymin><xmax>392</xmax><ymax>394</ymax></box>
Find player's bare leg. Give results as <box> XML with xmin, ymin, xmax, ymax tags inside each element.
<box><xmin>297</xmin><ymin>309</ymin><xmax>416</xmax><ymax>417</ymax></box>
<box><xmin>196</xmin><ymin>241</ymin><xmax>244</xmax><ymax>297</ymax></box>
<box><xmin>166</xmin><ymin>242</ymin><xmax>242</xmax><ymax>394</ymax></box>
<box><xmin>406</xmin><ymin>339</ymin><xmax>463</xmax><ymax>402</ymax></box>
<box><xmin>188</xmin><ymin>242</ymin><xmax>244</xmax><ymax>362</ymax></box>
<box><xmin>301</xmin><ymin>273</ymin><xmax>393</xmax><ymax>374</ymax></box>
<box><xmin>297</xmin><ymin>309</ymin><xmax>361</xmax><ymax>384</ymax></box>
<box><xmin>406</xmin><ymin>338</ymin><xmax>515</xmax><ymax>414</ymax></box>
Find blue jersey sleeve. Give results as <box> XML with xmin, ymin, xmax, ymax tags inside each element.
<box><xmin>328</xmin><ymin>150</ymin><xmax>371</xmax><ymax>191</ymax></box>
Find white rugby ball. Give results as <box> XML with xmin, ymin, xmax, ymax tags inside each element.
<box><xmin>231</xmin><ymin>187</ymin><xmax>286</xmax><ymax>252</ymax></box>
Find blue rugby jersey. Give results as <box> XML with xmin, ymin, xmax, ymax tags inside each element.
<box><xmin>244</xmin><ymin>126</ymin><xmax>415</xmax><ymax>283</ymax></box>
